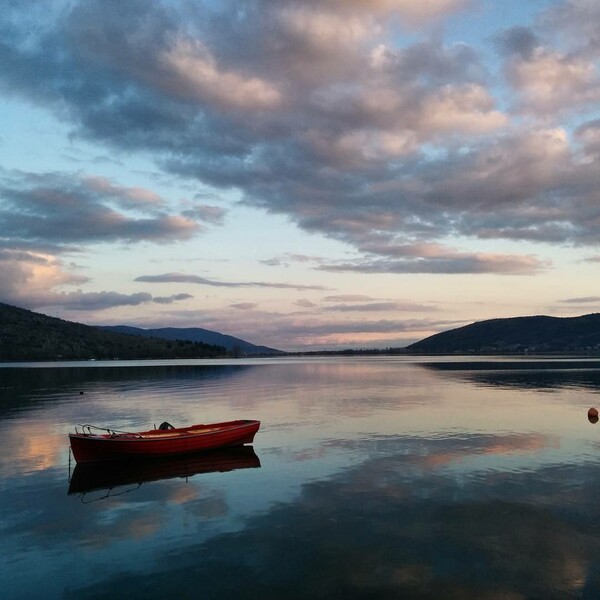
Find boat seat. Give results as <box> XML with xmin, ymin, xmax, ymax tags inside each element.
<box><xmin>187</xmin><ymin>428</ymin><xmax>219</xmax><ymax>434</ymax></box>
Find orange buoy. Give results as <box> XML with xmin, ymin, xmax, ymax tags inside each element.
<box><xmin>588</xmin><ymin>407</ymin><xmax>599</xmax><ymax>423</ymax></box>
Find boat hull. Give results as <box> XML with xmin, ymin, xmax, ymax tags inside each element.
<box><xmin>69</xmin><ymin>419</ymin><xmax>260</xmax><ymax>463</ymax></box>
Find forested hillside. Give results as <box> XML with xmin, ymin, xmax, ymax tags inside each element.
<box><xmin>407</xmin><ymin>314</ymin><xmax>600</xmax><ymax>354</ymax></box>
<box><xmin>0</xmin><ymin>303</ymin><xmax>226</xmax><ymax>361</ymax></box>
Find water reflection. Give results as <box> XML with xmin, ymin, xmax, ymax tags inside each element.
<box><xmin>0</xmin><ymin>363</ymin><xmax>252</xmax><ymax>419</ymax></box>
<box><xmin>68</xmin><ymin>446</ymin><xmax>261</xmax><ymax>500</ymax></box>
<box><xmin>2</xmin><ymin>358</ymin><xmax>600</xmax><ymax>599</ymax></box>
<box><xmin>420</xmin><ymin>359</ymin><xmax>600</xmax><ymax>391</ymax></box>
<box><xmin>65</xmin><ymin>432</ymin><xmax>600</xmax><ymax>600</ymax></box>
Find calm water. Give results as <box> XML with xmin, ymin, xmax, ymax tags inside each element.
<box><xmin>2</xmin><ymin>356</ymin><xmax>600</xmax><ymax>599</ymax></box>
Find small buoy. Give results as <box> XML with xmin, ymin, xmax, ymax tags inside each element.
<box><xmin>79</xmin><ymin>391</ymin><xmax>84</xmax><ymax>395</ymax></box>
<box><xmin>588</xmin><ymin>407</ymin><xmax>598</xmax><ymax>423</ymax></box>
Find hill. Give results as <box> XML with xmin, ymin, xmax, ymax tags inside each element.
<box><xmin>406</xmin><ymin>314</ymin><xmax>600</xmax><ymax>354</ymax></box>
<box><xmin>100</xmin><ymin>325</ymin><xmax>282</xmax><ymax>356</ymax></box>
<box><xmin>0</xmin><ymin>303</ymin><xmax>227</xmax><ymax>361</ymax></box>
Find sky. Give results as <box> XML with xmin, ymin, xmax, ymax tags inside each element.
<box><xmin>1</xmin><ymin>0</ymin><xmax>600</xmax><ymax>351</ymax></box>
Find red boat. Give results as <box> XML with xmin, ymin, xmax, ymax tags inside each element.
<box><xmin>69</xmin><ymin>419</ymin><xmax>260</xmax><ymax>463</ymax></box>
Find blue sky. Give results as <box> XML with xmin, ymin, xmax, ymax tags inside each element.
<box><xmin>1</xmin><ymin>0</ymin><xmax>600</xmax><ymax>350</ymax></box>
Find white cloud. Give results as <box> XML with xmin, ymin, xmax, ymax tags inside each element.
<box><xmin>161</xmin><ymin>38</ymin><xmax>282</xmax><ymax>110</ymax></box>
<box><xmin>83</xmin><ymin>176</ymin><xmax>164</xmax><ymax>209</ymax></box>
<box><xmin>0</xmin><ymin>250</ymin><xmax>88</xmax><ymax>308</ymax></box>
<box><xmin>0</xmin><ymin>170</ymin><xmax>202</xmax><ymax>246</ymax></box>
<box><xmin>278</xmin><ymin>5</ymin><xmax>372</xmax><ymax>52</ymax></box>
<box><xmin>230</xmin><ymin>302</ymin><xmax>257</xmax><ymax>310</ymax></box>
<box><xmin>328</xmin><ymin>0</ymin><xmax>469</xmax><ymax>24</ymax></box>
<box><xmin>506</xmin><ymin>47</ymin><xmax>600</xmax><ymax>115</ymax></box>
<box><xmin>418</xmin><ymin>84</ymin><xmax>507</xmax><ymax>135</ymax></box>
<box><xmin>4</xmin><ymin>0</ymin><xmax>600</xmax><ymax>309</ymax></box>
<box><xmin>135</xmin><ymin>272</ymin><xmax>331</xmax><ymax>291</ymax></box>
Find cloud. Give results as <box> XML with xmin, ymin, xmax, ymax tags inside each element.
<box><xmin>36</xmin><ymin>291</ymin><xmax>154</xmax><ymax>310</ymax></box>
<box><xmin>261</xmin><ymin>254</ymin><xmax>325</xmax><ymax>268</ymax></box>
<box><xmin>499</xmin><ymin>5</ymin><xmax>600</xmax><ymax>117</ymax></box>
<box><xmin>61</xmin><ymin>0</ymin><xmax>281</xmax><ymax>114</ymax></box>
<box><xmin>294</xmin><ymin>299</ymin><xmax>318</xmax><ymax>308</ymax></box>
<box><xmin>575</xmin><ymin>119</ymin><xmax>600</xmax><ymax>157</ymax></box>
<box><xmin>160</xmin><ymin>38</ymin><xmax>282</xmax><ymax>110</ymax></box>
<box><xmin>0</xmin><ymin>247</ymin><xmax>195</xmax><ymax>311</ymax></box>
<box><xmin>496</xmin><ymin>26</ymin><xmax>539</xmax><ymax>60</ymax></box>
<box><xmin>0</xmin><ymin>166</ymin><xmax>205</xmax><ymax>314</ymax></box>
<box><xmin>230</xmin><ymin>302</ymin><xmax>257</xmax><ymax>310</ymax></box>
<box><xmin>260</xmin><ymin>258</ymin><xmax>284</xmax><ymax>267</ymax></box>
<box><xmin>325</xmin><ymin>301</ymin><xmax>437</xmax><ymax>312</ymax></box>
<box><xmin>0</xmin><ymin>170</ymin><xmax>201</xmax><ymax>248</ymax></box>
<box><xmin>559</xmin><ymin>296</ymin><xmax>600</xmax><ymax>304</ymax></box>
<box><xmin>0</xmin><ymin>249</ymin><xmax>88</xmax><ymax>307</ymax></box>
<box><xmin>3</xmin><ymin>0</ymin><xmax>600</xmax><ymax>278</ymax></box>
<box><xmin>543</xmin><ymin>0</ymin><xmax>600</xmax><ymax>55</ymax></box>
<box><xmin>388</xmin><ymin>0</ymin><xmax>470</xmax><ymax>23</ymax></box>
<box><xmin>113</xmin><ymin>304</ymin><xmax>460</xmax><ymax>350</ymax></box>
<box><xmin>324</xmin><ymin>294</ymin><xmax>377</xmax><ymax>302</ymax></box>
<box><xmin>581</xmin><ymin>255</ymin><xmax>600</xmax><ymax>263</ymax></box>
<box><xmin>152</xmin><ymin>293</ymin><xmax>193</xmax><ymax>305</ymax></box>
<box><xmin>327</xmin><ymin>0</ymin><xmax>470</xmax><ymax>24</ymax></box>
<box><xmin>182</xmin><ymin>204</ymin><xmax>226</xmax><ymax>225</ymax></box>
<box><xmin>320</xmin><ymin>252</ymin><xmax>546</xmax><ymax>275</ymax></box>
<box><xmin>135</xmin><ymin>272</ymin><xmax>331</xmax><ymax>291</ymax></box>
<box><xmin>10</xmin><ymin>289</ymin><xmax>192</xmax><ymax>312</ymax></box>
<box><xmin>225</xmin><ymin>312</ymin><xmax>455</xmax><ymax>348</ymax></box>
<box><xmin>505</xmin><ymin>47</ymin><xmax>600</xmax><ymax>116</ymax></box>
<box><xmin>83</xmin><ymin>176</ymin><xmax>164</xmax><ymax>208</ymax></box>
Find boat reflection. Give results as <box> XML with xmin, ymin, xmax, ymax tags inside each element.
<box><xmin>68</xmin><ymin>446</ymin><xmax>260</xmax><ymax>501</ymax></box>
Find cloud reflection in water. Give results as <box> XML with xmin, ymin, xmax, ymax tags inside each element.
<box><xmin>2</xmin><ymin>358</ymin><xmax>600</xmax><ymax>599</ymax></box>
<box><xmin>65</xmin><ymin>431</ymin><xmax>600</xmax><ymax>599</ymax></box>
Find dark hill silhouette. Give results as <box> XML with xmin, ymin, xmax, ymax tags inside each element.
<box><xmin>0</xmin><ymin>302</ymin><xmax>226</xmax><ymax>361</ymax></box>
<box><xmin>406</xmin><ymin>314</ymin><xmax>600</xmax><ymax>354</ymax></box>
<box><xmin>101</xmin><ymin>325</ymin><xmax>282</xmax><ymax>356</ymax></box>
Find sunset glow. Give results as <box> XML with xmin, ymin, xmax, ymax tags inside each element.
<box><xmin>2</xmin><ymin>1</ymin><xmax>599</xmax><ymax>350</ymax></box>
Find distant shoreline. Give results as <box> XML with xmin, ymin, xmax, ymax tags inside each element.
<box><xmin>5</xmin><ymin>350</ymin><xmax>600</xmax><ymax>365</ymax></box>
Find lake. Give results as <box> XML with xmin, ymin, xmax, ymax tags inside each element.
<box><xmin>1</xmin><ymin>356</ymin><xmax>600</xmax><ymax>599</ymax></box>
